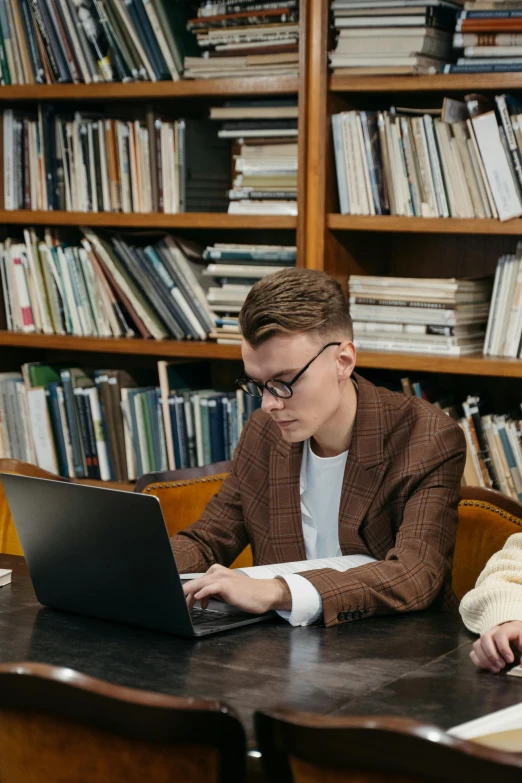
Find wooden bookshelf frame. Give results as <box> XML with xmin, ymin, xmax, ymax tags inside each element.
<box><xmin>1</xmin><ymin>0</ymin><xmax>522</xmax><ymax>381</ymax></box>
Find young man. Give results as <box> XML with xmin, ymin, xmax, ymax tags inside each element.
<box><xmin>460</xmin><ymin>534</ymin><xmax>522</xmax><ymax>672</ymax></box>
<box><xmin>175</xmin><ymin>269</ymin><xmax>466</xmax><ymax>627</ymax></box>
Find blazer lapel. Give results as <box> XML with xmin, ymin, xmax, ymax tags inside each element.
<box><xmin>269</xmin><ymin>439</ymin><xmax>306</xmax><ymax>562</ymax></box>
<box><xmin>338</xmin><ymin>373</ymin><xmax>388</xmax><ymax>554</ymax></box>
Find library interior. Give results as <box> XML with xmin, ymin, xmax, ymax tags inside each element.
<box><xmin>1</xmin><ymin>0</ymin><xmax>522</xmax><ymax>781</ymax></box>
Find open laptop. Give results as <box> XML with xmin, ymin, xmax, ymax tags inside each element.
<box><xmin>1</xmin><ymin>474</ymin><xmax>274</xmax><ymax>637</ymax></box>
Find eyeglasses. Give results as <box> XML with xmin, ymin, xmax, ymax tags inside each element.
<box><xmin>236</xmin><ymin>342</ymin><xmax>341</xmax><ymax>399</ymax></box>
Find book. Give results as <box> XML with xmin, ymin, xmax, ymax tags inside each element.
<box><xmin>0</xmin><ymin>568</ymin><xmax>12</xmax><ymax>587</ymax></box>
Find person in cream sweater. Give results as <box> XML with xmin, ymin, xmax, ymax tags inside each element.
<box><xmin>460</xmin><ymin>532</ymin><xmax>522</xmax><ymax>673</ymax></box>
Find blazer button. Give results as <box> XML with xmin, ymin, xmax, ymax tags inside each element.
<box><xmin>337</xmin><ymin>611</ymin><xmax>344</xmax><ymax>621</ymax></box>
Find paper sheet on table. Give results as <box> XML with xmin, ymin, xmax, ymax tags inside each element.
<box><xmin>180</xmin><ymin>555</ymin><xmax>376</xmax><ymax>581</ymax></box>
<box><xmin>237</xmin><ymin>554</ymin><xmax>377</xmax><ymax>580</ymax></box>
<box><xmin>449</xmin><ymin>701</ymin><xmax>522</xmax><ymax>751</ymax></box>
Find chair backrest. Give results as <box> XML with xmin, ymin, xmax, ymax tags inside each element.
<box><xmin>254</xmin><ymin>710</ymin><xmax>522</xmax><ymax>783</ymax></box>
<box><xmin>452</xmin><ymin>486</ymin><xmax>522</xmax><ymax>601</ymax></box>
<box><xmin>135</xmin><ymin>462</ymin><xmax>253</xmax><ymax>570</ymax></box>
<box><xmin>0</xmin><ymin>460</ymin><xmax>69</xmax><ymax>556</ymax></box>
<box><xmin>0</xmin><ymin>662</ymin><xmax>245</xmax><ymax>783</ymax></box>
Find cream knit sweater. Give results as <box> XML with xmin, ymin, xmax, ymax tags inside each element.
<box><xmin>460</xmin><ymin>532</ymin><xmax>522</xmax><ymax>635</ymax></box>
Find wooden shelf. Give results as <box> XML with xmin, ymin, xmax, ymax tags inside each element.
<box><xmin>0</xmin><ymin>210</ymin><xmax>297</xmax><ymax>230</ymax></box>
<box><xmin>0</xmin><ymin>332</ymin><xmax>242</xmax><ymax>360</ymax></box>
<box><xmin>330</xmin><ymin>73</ymin><xmax>522</xmax><ymax>94</ymax></box>
<box><xmin>327</xmin><ymin>214</ymin><xmax>522</xmax><ymax>235</ymax></box>
<box><xmin>0</xmin><ymin>77</ymin><xmax>299</xmax><ymax>101</ymax></box>
<box><xmin>356</xmin><ymin>351</ymin><xmax>522</xmax><ymax>378</ymax></box>
<box><xmin>3</xmin><ymin>332</ymin><xmax>522</xmax><ymax>377</ymax></box>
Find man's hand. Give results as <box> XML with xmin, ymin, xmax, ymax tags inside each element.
<box><xmin>182</xmin><ymin>564</ymin><xmax>292</xmax><ymax>614</ymax></box>
<box><xmin>470</xmin><ymin>621</ymin><xmax>522</xmax><ymax>672</ymax></box>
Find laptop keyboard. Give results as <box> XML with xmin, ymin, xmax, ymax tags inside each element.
<box><xmin>190</xmin><ymin>607</ymin><xmax>242</xmax><ymax>625</ymax></box>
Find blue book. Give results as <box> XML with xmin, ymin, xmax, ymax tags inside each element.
<box><xmin>208</xmin><ymin>394</ymin><xmax>226</xmax><ymax>463</ymax></box>
<box><xmin>496</xmin><ymin>418</ymin><xmax>522</xmax><ymax>502</ymax></box>
<box><xmin>47</xmin><ymin>382</ymin><xmax>68</xmax><ymax>477</ymax></box>
<box><xmin>168</xmin><ymin>394</ymin><xmax>183</xmax><ymax>470</ymax></box>
<box><xmin>60</xmin><ymin>369</ymin><xmax>85</xmax><ymax>478</ymax></box>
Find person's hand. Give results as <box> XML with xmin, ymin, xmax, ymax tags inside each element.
<box><xmin>470</xmin><ymin>621</ymin><xmax>522</xmax><ymax>672</ymax></box>
<box><xmin>182</xmin><ymin>564</ymin><xmax>292</xmax><ymax>614</ymax></box>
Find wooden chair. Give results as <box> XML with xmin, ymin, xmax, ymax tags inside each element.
<box><xmin>452</xmin><ymin>486</ymin><xmax>522</xmax><ymax>601</ymax></box>
<box><xmin>0</xmin><ymin>459</ymin><xmax>69</xmax><ymax>556</ymax></box>
<box><xmin>254</xmin><ymin>711</ymin><xmax>522</xmax><ymax>783</ymax></box>
<box><xmin>0</xmin><ymin>661</ymin><xmax>245</xmax><ymax>783</ymax></box>
<box><xmin>135</xmin><ymin>462</ymin><xmax>253</xmax><ymax>569</ymax></box>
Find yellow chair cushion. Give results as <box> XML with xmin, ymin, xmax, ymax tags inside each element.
<box><xmin>452</xmin><ymin>498</ymin><xmax>522</xmax><ymax>601</ymax></box>
<box><xmin>141</xmin><ymin>474</ymin><xmax>253</xmax><ymax>570</ymax></box>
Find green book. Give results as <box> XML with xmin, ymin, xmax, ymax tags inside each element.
<box><xmin>22</xmin><ymin>363</ymin><xmax>61</xmax><ymax>389</ymax></box>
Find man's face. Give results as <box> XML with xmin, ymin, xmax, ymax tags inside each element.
<box><xmin>241</xmin><ymin>332</ymin><xmax>350</xmax><ymax>443</ymax></box>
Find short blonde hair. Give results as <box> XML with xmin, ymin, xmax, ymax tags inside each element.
<box><xmin>239</xmin><ymin>268</ymin><xmax>353</xmax><ymax>347</ymax></box>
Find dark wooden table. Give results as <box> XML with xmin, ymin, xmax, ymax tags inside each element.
<box><xmin>3</xmin><ymin>554</ymin><xmax>522</xmax><ymax>762</ymax></box>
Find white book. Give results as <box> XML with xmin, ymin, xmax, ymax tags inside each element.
<box><xmin>26</xmin><ymin>387</ymin><xmax>59</xmax><ymax>475</ymax></box>
<box><xmin>483</xmin><ymin>256</ymin><xmax>505</xmax><ymax>355</ymax></box>
<box><xmin>470</xmin><ymin>109</ymin><xmax>522</xmax><ymax>221</ymax></box>
<box><xmin>449</xmin><ymin>701</ymin><xmax>522</xmax><ymax>752</ymax></box>
<box><xmin>434</xmin><ymin>120</ymin><xmax>459</xmax><ymax>217</ymax></box>
<box><xmin>0</xmin><ymin>569</ymin><xmax>11</xmax><ymax>587</ymax></box>
<box><xmin>157</xmin><ymin>361</ymin><xmax>176</xmax><ymax>471</ymax></box>
<box><xmin>120</xmin><ymin>388</ymin><xmax>137</xmax><ymax>481</ymax></box>
<box><xmin>411</xmin><ymin>116</ymin><xmax>439</xmax><ymax>217</ymax></box>
<box><xmin>11</xmin><ymin>245</ymin><xmax>35</xmax><ymax>333</ymax></box>
<box><xmin>342</xmin><ymin>112</ymin><xmax>358</xmax><ymax>214</ymax></box>
<box><xmin>503</xmin><ymin>252</ymin><xmax>522</xmax><ymax>356</ymax></box>
<box><xmin>491</xmin><ymin>255</ymin><xmax>519</xmax><ymax>356</ymax></box>
<box><xmin>356</xmin><ymin>113</ymin><xmax>375</xmax><ymax>215</ymax></box>
<box><xmin>16</xmin><ymin>383</ymin><xmax>36</xmax><ymax>464</ymax></box>
<box><xmin>354</xmin><ymin>338</ymin><xmax>482</xmax><ymax>355</ymax></box>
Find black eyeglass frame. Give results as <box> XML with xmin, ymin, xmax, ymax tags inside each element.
<box><xmin>236</xmin><ymin>342</ymin><xmax>342</xmax><ymax>399</ymax></box>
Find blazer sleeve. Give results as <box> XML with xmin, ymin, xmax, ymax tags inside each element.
<box><xmin>170</xmin><ymin>437</ymin><xmax>250</xmax><ymax>574</ymax></box>
<box><xmin>300</xmin><ymin>420</ymin><xmax>466</xmax><ymax>627</ymax></box>
<box><xmin>459</xmin><ymin>532</ymin><xmax>522</xmax><ymax>635</ymax></box>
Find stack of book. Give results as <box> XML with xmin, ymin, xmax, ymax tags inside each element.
<box><xmin>0</xmin><ymin>0</ymin><xmax>195</xmax><ymax>84</ymax></box>
<box><xmin>183</xmin><ymin>0</ymin><xmax>299</xmax><ymax>79</ymax></box>
<box><xmin>0</xmin><ymin>227</ymin><xmax>216</xmax><ymax>341</ymax></box>
<box><xmin>332</xmin><ymin>94</ymin><xmax>522</xmax><ymax>222</ymax></box>
<box><xmin>202</xmin><ymin>242</ymin><xmax>296</xmax><ymax>341</ymax></box>
<box><xmin>329</xmin><ymin>0</ymin><xmax>460</xmax><ymax>76</ymax></box>
<box><xmin>448</xmin><ymin>0</ymin><xmax>522</xmax><ymax>73</ymax></box>
<box><xmin>210</xmin><ymin>99</ymin><xmax>298</xmax><ymax>215</ymax></box>
<box><xmin>3</xmin><ymin>108</ymin><xmax>230</xmax><ymax>214</ymax></box>
<box><xmin>349</xmin><ymin>274</ymin><xmax>492</xmax><ymax>355</ymax></box>
<box><xmin>0</xmin><ymin>360</ymin><xmax>261</xmax><ymax>482</ymax></box>
<box><xmin>400</xmin><ymin>378</ymin><xmax>522</xmax><ymax>501</ymax></box>
<box><xmin>484</xmin><ymin>243</ymin><xmax>522</xmax><ymax>357</ymax></box>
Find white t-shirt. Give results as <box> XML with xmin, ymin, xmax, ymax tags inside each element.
<box><xmin>277</xmin><ymin>438</ymin><xmax>349</xmax><ymax>626</ymax></box>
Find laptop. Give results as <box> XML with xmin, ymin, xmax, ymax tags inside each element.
<box><xmin>2</xmin><ymin>474</ymin><xmax>274</xmax><ymax>637</ymax></box>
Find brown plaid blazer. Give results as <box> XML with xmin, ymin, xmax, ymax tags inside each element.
<box><xmin>171</xmin><ymin>372</ymin><xmax>466</xmax><ymax>627</ymax></box>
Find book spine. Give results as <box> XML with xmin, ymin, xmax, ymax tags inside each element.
<box><xmin>60</xmin><ymin>369</ymin><xmax>86</xmax><ymax>477</ymax></box>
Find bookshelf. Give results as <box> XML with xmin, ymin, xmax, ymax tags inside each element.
<box><xmin>0</xmin><ymin>211</ymin><xmax>297</xmax><ymax>231</ymax></box>
<box><xmin>4</xmin><ymin>0</ymin><xmax>522</xmax><ymax>487</ymax></box>
<box><xmin>304</xmin><ymin>0</ymin><xmax>522</xmax><ymax>382</ymax></box>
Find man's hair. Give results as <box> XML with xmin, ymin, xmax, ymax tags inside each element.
<box><xmin>239</xmin><ymin>268</ymin><xmax>353</xmax><ymax>347</ymax></box>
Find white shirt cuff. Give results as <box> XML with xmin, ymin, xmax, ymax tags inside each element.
<box><xmin>275</xmin><ymin>574</ymin><xmax>323</xmax><ymax>626</ymax></box>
